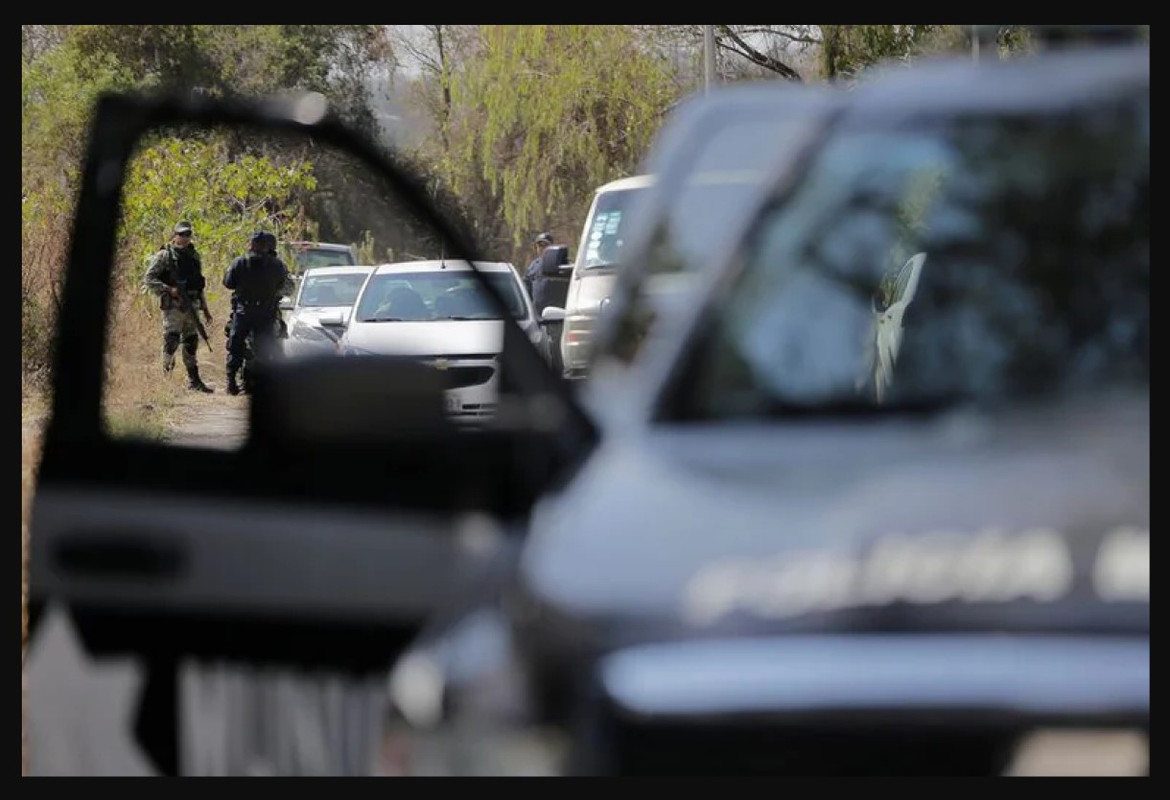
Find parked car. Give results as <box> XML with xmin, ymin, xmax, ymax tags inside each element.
<box><xmin>280</xmin><ymin>265</ymin><xmax>374</xmax><ymax>359</ymax></box>
<box><xmin>543</xmin><ymin>82</ymin><xmax>839</xmax><ymax>382</ymax></box>
<box><xmin>338</xmin><ymin>259</ymin><xmax>549</xmax><ymax>422</ymax></box>
<box><xmin>281</xmin><ymin>240</ymin><xmax>358</xmax><ymax>273</ymax></box>
<box><xmin>546</xmin><ymin>175</ymin><xmax>652</xmax><ymax>381</ymax></box>
<box><xmin>385</xmin><ymin>37</ymin><xmax>1150</xmax><ymax>775</ymax></box>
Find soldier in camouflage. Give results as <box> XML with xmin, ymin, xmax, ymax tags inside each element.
<box><xmin>143</xmin><ymin>221</ymin><xmax>215</xmax><ymax>393</ymax></box>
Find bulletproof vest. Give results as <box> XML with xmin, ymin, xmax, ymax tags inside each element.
<box><xmin>173</xmin><ymin>247</ymin><xmax>205</xmax><ymax>292</ymax></box>
<box><xmin>233</xmin><ymin>254</ymin><xmax>284</xmax><ymax>305</ymax></box>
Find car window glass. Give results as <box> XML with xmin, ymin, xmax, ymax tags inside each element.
<box><xmin>297</xmin><ymin>273</ymin><xmax>369</xmax><ymax>307</ymax></box>
<box><xmin>598</xmin><ymin>114</ymin><xmax>826</xmax><ymax>370</ymax></box>
<box><xmin>355</xmin><ymin>271</ymin><xmax>526</xmax><ymax>322</ymax></box>
<box><xmin>665</xmin><ymin>94</ymin><xmax>1149</xmax><ymax>420</ymax></box>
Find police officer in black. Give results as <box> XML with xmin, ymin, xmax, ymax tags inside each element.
<box><xmin>223</xmin><ymin>231</ymin><xmax>291</xmax><ymax>396</ymax></box>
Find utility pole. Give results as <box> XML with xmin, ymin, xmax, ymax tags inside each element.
<box><xmin>704</xmin><ymin>25</ymin><xmax>716</xmax><ymax>92</ymax></box>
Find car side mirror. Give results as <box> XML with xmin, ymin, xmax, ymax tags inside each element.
<box><xmin>279</xmin><ymin>296</ymin><xmax>293</xmax><ymax>311</ymax></box>
<box><xmin>540</xmin><ymin>306</ymin><xmax>566</xmax><ymax>324</ymax></box>
<box><xmin>318</xmin><ymin>311</ymin><xmax>345</xmax><ymax>327</ymax></box>
<box><xmin>540</xmin><ymin>245</ymin><xmax>570</xmax><ymax>276</ymax></box>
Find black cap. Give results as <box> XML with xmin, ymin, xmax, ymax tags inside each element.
<box><xmin>173</xmin><ymin>220</ymin><xmax>193</xmax><ymax>235</ymax></box>
<box><xmin>534</xmin><ymin>232</ymin><xmax>553</xmax><ymax>245</ymax></box>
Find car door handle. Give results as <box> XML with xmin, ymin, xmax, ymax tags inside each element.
<box><xmin>52</xmin><ymin>532</ymin><xmax>188</xmax><ymax>579</ymax></box>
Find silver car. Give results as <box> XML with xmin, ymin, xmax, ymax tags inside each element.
<box><xmin>338</xmin><ymin>259</ymin><xmax>546</xmax><ymax>422</ymax></box>
<box><xmin>280</xmin><ymin>265</ymin><xmax>374</xmax><ymax>359</ymax></box>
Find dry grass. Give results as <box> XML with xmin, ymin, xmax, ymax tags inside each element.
<box><xmin>102</xmin><ymin>282</ymin><xmax>237</xmax><ymax>436</ymax></box>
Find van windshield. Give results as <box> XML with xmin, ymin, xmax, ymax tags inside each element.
<box><xmin>580</xmin><ymin>187</ymin><xmax>647</xmax><ymax>270</ymax></box>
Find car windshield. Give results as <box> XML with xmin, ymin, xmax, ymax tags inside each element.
<box><xmin>580</xmin><ymin>187</ymin><xmax>647</xmax><ymax>270</ymax></box>
<box><xmin>355</xmin><ymin>270</ymin><xmax>527</xmax><ymax>322</ymax></box>
<box><xmin>669</xmin><ymin>92</ymin><xmax>1149</xmax><ymax>420</ymax></box>
<box><xmin>297</xmin><ymin>273</ymin><xmax>369</xmax><ymax>307</ymax></box>
<box><xmin>288</xmin><ymin>246</ymin><xmax>356</xmax><ymax>270</ymax></box>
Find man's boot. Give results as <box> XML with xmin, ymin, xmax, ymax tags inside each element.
<box><xmin>186</xmin><ymin>365</ymin><xmax>214</xmax><ymax>393</ymax></box>
<box><xmin>226</xmin><ymin>369</ymin><xmax>241</xmax><ymax>396</ymax></box>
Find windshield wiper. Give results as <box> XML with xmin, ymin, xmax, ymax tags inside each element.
<box><xmin>364</xmin><ymin>316</ymin><xmax>405</xmax><ymax>322</ymax></box>
<box><xmin>583</xmin><ymin>261</ymin><xmax>619</xmax><ymax>271</ymax></box>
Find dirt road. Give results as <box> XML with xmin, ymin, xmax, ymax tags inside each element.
<box><xmin>163</xmin><ymin>391</ymin><xmax>250</xmax><ymax>450</ymax></box>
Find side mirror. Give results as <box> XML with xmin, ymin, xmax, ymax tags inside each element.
<box><xmin>318</xmin><ymin>311</ymin><xmax>345</xmax><ymax>327</ymax></box>
<box><xmin>279</xmin><ymin>296</ymin><xmax>293</xmax><ymax>311</ymax></box>
<box><xmin>540</xmin><ymin>306</ymin><xmax>566</xmax><ymax>324</ymax></box>
<box><xmin>540</xmin><ymin>245</ymin><xmax>570</xmax><ymax>276</ymax></box>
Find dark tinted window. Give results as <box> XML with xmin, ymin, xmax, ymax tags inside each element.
<box><xmin>669</xmin><ymin>92</ymin><xmax>1149</xmax><ymax>419</ymax></box>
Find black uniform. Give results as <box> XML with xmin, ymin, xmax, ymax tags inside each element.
<box><xmin>223</xmin><ymin>239</ymin><xmax>290</xmax><ymax>394</ymax></box>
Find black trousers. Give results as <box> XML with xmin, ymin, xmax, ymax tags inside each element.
<box><xmin>225</xmin><ymin>306</ymin><xmax>276</xmax><ymax>374</ymax></box>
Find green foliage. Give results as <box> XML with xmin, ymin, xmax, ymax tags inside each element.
<box><xmin>118</xmin><ymin>134</ymin><xmax>317</xmax><ymax>296</ymax></box>
<box><xmin>820</xmin><ymin>25</ymin><xmax>946</xmax><ymax>81</ymax></box>
<box><xmin>444</xmin><ymin>25</ymin><xmax>677</xmax><ymax>250</ymax></box>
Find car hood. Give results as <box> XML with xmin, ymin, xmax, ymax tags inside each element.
<box><xmin>291</xmin><ymin>305</ymin><xmax>354</xmax><ymax>325</ymax></box>
<box><xmin>343</xmin><ymin>318</ymin><xmax>504</xmax><ymax>356</ymax></box>
<box><xmin>517</xmin><ymin>391</ymin><xmax>1149</xmax><ymax>651</ymax></box>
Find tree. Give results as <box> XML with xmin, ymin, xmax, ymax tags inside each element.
<box><xmin>441</xmin><ymin>25</ymin><xmax>678</xmax><ymax>261</ymax></box>
<box><xmin>636</xmin><ymin>25</ymin><xmax>820</xmax><ymax>84</ymax></box>
<box><xmin>67</xmin><ymin>25</ymin><xmax>392</xmax><ymax>136</ymax></box>
<box><xmin>819</xmin><ymin>25</ymin><xmax>949</xmax><ymax>82</ymax></box>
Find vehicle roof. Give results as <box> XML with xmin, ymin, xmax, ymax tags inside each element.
<box><xmin>844</xmin><ymin>43</ymin><xmax>1148</xmax><ymax>120</ymax></box>
<box><xmin>283</xmin><ymin>241</ymin><xmax>355</xmax><ymax>252</ymax></box>
<box><xmin>596</xmin><ymin>175</ymin><xmax>655</xmax><ymax>194</ymax></box>
<box><xmin>370</xmin><ymin>260</ymin><xmax>516</xmax><ymax>275</ymax></box>
<box><xmin>299</xmin><ymin>265</ymin><xmax>375</xmax><ymax>277</ymax></box>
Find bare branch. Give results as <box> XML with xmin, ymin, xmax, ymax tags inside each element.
<box><xmin>717</xmin><ymin>25</ymin><xmax>803</xmax><ymax>82</ymax></box>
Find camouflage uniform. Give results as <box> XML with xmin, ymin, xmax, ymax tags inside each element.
<box><xmin>143</xmin><ymin>222</ymin><xmax>214</xmax><ymax>391</ymax></box>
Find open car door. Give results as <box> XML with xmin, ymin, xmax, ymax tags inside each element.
<box><xmin>27</xmin><ymin>91</ymin><xmax>597</xmax><ymax>775</ymax></box>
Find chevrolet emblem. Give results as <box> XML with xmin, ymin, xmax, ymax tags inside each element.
<box><xmin>430</xmin><ymin>358</ymin><xmax>451</xmax><ymax>371</ymax></box>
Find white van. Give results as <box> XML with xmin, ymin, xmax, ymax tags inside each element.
<box><xmin>543</xmin><ymin>174</ymin><xmax>654</xmax><ymax>380</ymax></box>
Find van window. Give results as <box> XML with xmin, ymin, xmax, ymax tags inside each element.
<box><xmin>579</xmin><ymin>188</ymin><xmax>647</xmax><ymax>270</ymax></box>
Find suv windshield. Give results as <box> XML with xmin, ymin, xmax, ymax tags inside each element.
<box><xmin>297</xmin><ymin>273</ymin><xmax>369</xmax><ymax>307</ymax></box>
<box><xmin>355</xmin><ymin>271</ymin><xmax>527</xmax><ymax>322</ymax></box>
<box><xmin>669</xmin><ymin>93</ymin><xmax>1149</xmax><ymax>420</ymax></box>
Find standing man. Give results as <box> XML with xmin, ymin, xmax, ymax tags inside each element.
<box><xmin>524</xmin><ymin>231</ymin><xmax>553</xmax><ymax>302</ymax></box>
<box><xmin>223</xmin><ymin>231</ymin><xmax>291</xmax><ymax>396</ymax></box>
<box><xmin>143</xmin><ymin>220</ymin><xmax>215</xmax><ymax>393</ymax></box>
